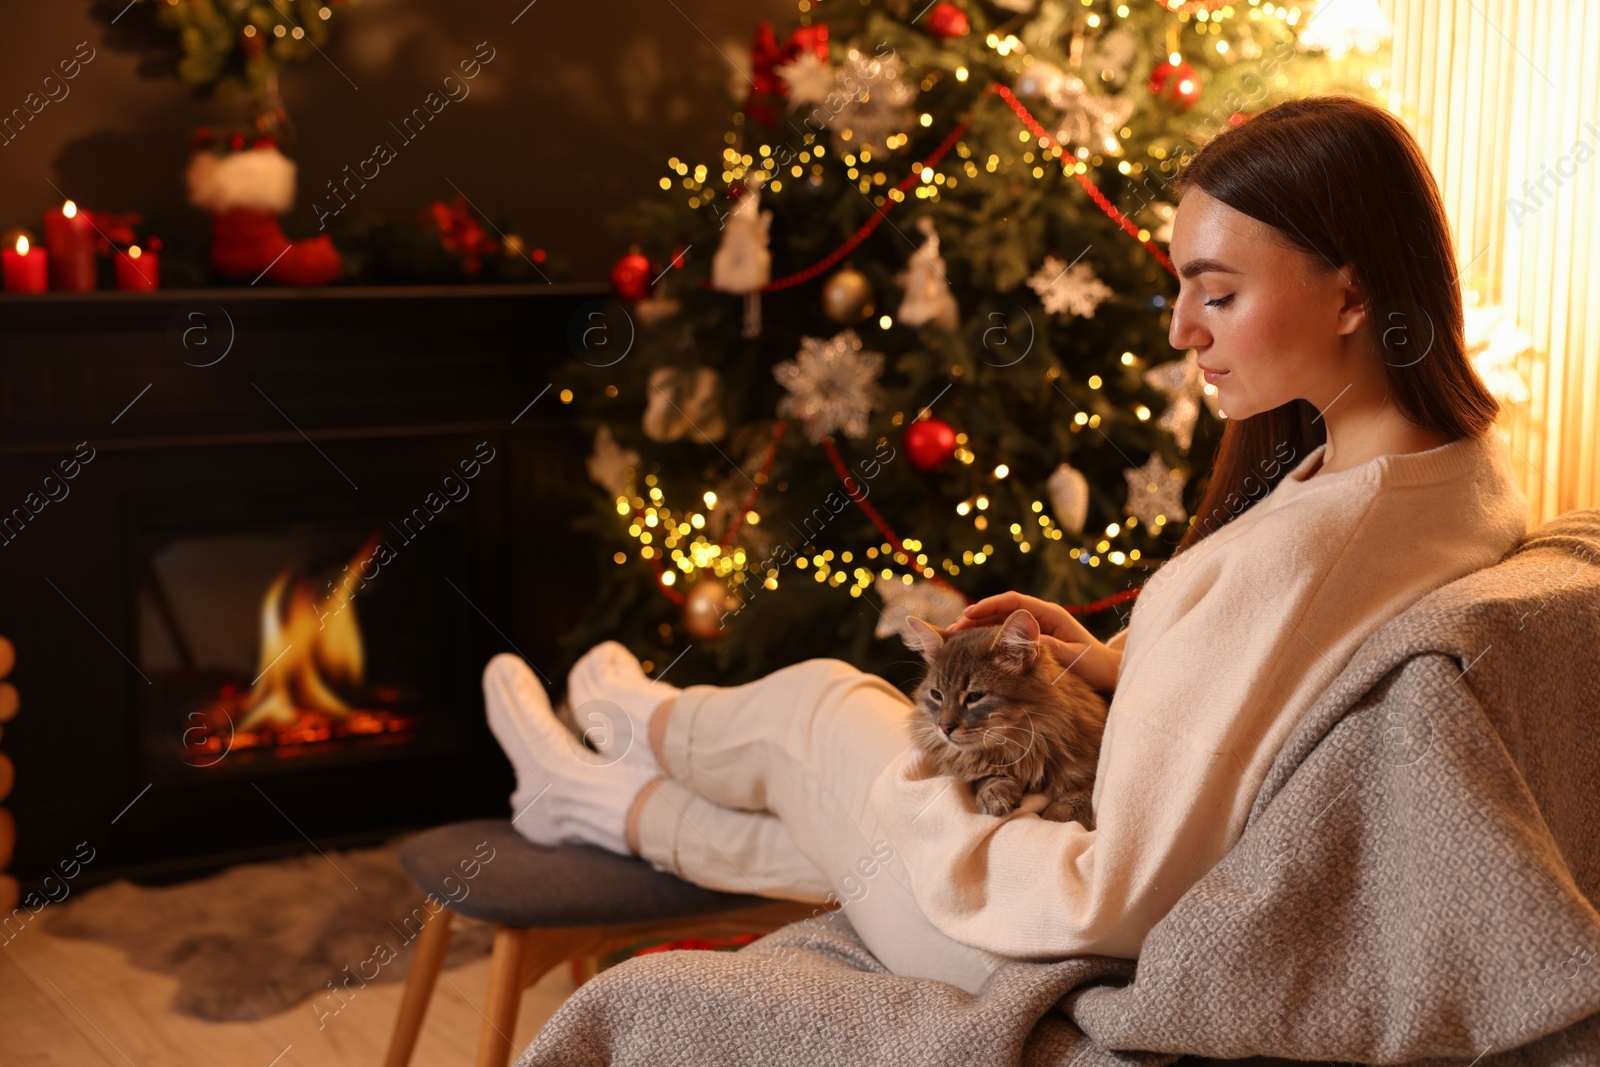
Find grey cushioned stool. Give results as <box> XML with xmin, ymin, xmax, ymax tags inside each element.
<box><xmin>382</xmin><ymin>819</ymin><xmax>822</xmax><ymax>1067</ymax></box>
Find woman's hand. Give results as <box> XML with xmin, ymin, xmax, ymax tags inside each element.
<box><xmin>947</xmin><ymin>592</ymin><xmax>1122</xmax><ymax>694</ymax></box>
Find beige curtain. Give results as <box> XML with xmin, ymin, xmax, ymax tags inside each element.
<box><xmin>1382</xmin><ymin>0</ymin><xmax>1599</xmax><ymax>520</ymax></box>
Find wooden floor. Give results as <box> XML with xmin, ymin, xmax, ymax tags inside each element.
<box><xmin>0</xmin><ymin>922</ymin><xmax>577</xmax><ymax>1066</ymax></box>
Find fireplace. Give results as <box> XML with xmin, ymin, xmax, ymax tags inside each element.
<box><xmin>0</xmin><ymin>284</ymin><xmax>604</xmax><ymax>889</ymax></box>
<box><xmin>136</xmin><ymin>514</ymin><xmax>454</xmax><ymax>784</ymax></box>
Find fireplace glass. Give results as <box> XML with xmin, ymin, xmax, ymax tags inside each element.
<box><xmin>136</xmin><ymin>515</ymin><xmax>470</xmax><ymax>784</ymax></box>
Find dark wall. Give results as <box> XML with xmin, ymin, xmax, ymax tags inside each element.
<box><xmin>0</xmin><ymin>0</ymin><xmax>789</xmax><ymax>281</ymax></box>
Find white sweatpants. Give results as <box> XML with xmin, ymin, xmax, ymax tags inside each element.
<box><xmin>633</xmin><ymin>657</ymin><xmax>1005</xmax><ymax>994</ymax></box>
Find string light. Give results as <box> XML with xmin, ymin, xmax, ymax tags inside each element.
<box><xmin>614</xmin><ymin>54</ymin><xmax>1226</xmax><ymax>612</ymax></box>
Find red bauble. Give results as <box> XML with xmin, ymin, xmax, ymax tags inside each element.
<box><xmin>905</xmin><ymin>417</ymin><xmax>957</xmax><ymax>472</ymax></box>
<box><xmin>1149</xmin><ymin>59</ymin><xmax>1202</xmax><ymax>111</ymax></box>
<box><xmin>610</xmin><ymin>250</ymin><xmax>653</xmax><ymax>301</ymax></box>
<box><xmin>925</xmin><ymin>2</ymin><xmax>970</xmax><ymax>39</ymax></box>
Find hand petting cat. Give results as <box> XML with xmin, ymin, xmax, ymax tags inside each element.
<box><xmin>947</xmin><ymin>592</ymin><xmax>1123</xmax><ymax>695</ymax></box>
<box><xmin>903</xmin><ymin>608</ymin><xmax>1108</xmax><ymax>827</ymax></box>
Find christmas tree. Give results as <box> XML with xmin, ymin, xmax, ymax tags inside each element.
<box><xmin>559</xmin><ymin>0</ymin><xmax>1388</xmax><ymax>690</ymax></box>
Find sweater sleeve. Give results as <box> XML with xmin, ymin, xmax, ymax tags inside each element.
<box><xmin>869</xmin><ymin>494</ymin><xmax>1416</xmax><ymax>960</ymax></box>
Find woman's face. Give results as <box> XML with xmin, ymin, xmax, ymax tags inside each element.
<box><xmin>1167</xmin><ymin>187</ymin><xmax>1371</xmax><ymax>420</ymax></box>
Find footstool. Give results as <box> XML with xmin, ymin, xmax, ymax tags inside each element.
<box><xmin>382</xmin><ymin>819</ymin><xmax>821</xmax><ymax>1067</ymax></box>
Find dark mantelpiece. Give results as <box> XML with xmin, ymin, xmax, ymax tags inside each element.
<box><xmin>0</xmin><ymin>284</ymin><xmax>606</xmax><ymax>450</ymax></box>
<box><xmin>0</xmin><ymin>284</ymin><xmax>607</xmax><ymax>890</ymax></box>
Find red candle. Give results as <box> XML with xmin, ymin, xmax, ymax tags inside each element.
<box><xmin>43</xmin><ymin>200</ymin><xmax>96</xmax><ymax>291</ymax></box>
<box><xmin>114</xmin><ymin>245</ymin><xmax>159</xmax><ymax>291</ymax></box>
<box><xmin>2</xmin><ymin>236</ymin><xmax>48</xmax><ymax>293</ymax></box>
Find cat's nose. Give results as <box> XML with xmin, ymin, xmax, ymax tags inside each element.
<box><xmin>939</xmin><ymin>722</ymin><xmax>958</xmax><ymax>737</ymax></box>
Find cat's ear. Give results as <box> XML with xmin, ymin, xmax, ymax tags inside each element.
<box><xmin>904</xmin><ymin>616</ymin><xmax>947</xmax><ymax>659</ymax></box>
<box><xmin>991</xmin><ymin>609</ymin><xmax>1041</xmax><ymax>671</ymax></box>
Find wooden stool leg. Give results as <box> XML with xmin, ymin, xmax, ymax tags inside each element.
<box><xmin>517</xmin><ymin>928</ymin><xmax>605</xmax><ymax>992</ymax></box>
<box><xmin>475</xmin><ymin>926</ymin><xmax>532</xmax><ymax>1067</ymax></box>
<box><xmin>382</xmin><ymin>907</ymin><xmax>454</xmax><ymax>1067</ymax></box>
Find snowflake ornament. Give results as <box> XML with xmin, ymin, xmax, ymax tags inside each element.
<box><xmin>1158</xmin><ymin>394</ymin><xmax>1202</xmax><ymax>453</ymax></box>
<box><xmin>831</xmin><ymin>48</ymin><xmax>918</xmax><ymax>158</ymax></box>
<box><xmin>1143</xmin><ymin>350</ymin><xmax>1206</xmax><ymax>452</ymax></box>
<box><xmin>874</xmin><ymin>576</ymin><xmax>967</xmax><ymax>648</ymax></box>
<box><xmin>1123</xmin><ymin>451</ymin><xmax>1188</xmax><ymax>527</ymax></box>
<box><xmin>1051</xmin><ymin>81</ymin><xmax>1136</xmax><ymax>156</ymax></box>
<box><xmin>1027</xmin><ymin>256</ymin><xmax>1114</xmax><ymax>318</ymax></box>
<box><xmin>1014</xmin><ymin>63</ymin><xmax>1132</xmax><ymax>155</ymax></box>
<box><xmin>774</xmin><ymin>329</ymin><xmax>885</xmax><ymax>443</ymax></box>
<box><xmin>777</xmin><ymin>51</ymin><xmax>835</xmax><ymax>108</ymax></box>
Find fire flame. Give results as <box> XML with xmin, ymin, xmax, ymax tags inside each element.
<box><xmin>236</xmin><ymin>536</ymin><xmax>378</xmax><ymax>733</ymax></box>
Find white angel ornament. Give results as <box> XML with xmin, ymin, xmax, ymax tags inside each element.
<box><xmin>896</xmin><ymin>217</ymin><xmax>960</xmax><ymax>331</ymax></box>
<box><xmin>711</xmin><ymin>174</ymin><xmax>773</xmax><ymax>337</ymax></box>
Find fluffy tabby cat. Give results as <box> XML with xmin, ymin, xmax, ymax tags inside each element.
<box><xmin>904</xmin><ymin>609</ymin><xmax>1109</xmax><ymax>828</ymax></box>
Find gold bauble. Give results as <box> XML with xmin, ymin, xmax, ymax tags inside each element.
<box><xmin>682</xmin><ymin>579</ymin><xmax>743</xmax><ymax>642</ymax></box>
<box><xmin>821</xmin><ymin>266</ymin><xmax>875</xmax><ymax>324</ymax></box>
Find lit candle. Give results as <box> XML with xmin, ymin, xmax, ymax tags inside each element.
<box><xmin>43</xmin><ymin>200</ymin><xmax>96</xmax><ymax>291</ymax></box>
<box><xmin>114</xmin><ymin>245</ymin><xmax>160</xmax><ymax>291</ymax></box>
<box><xmin>2</xmin><ymin>236</ymin><xmax>48</xmax><ymax>293</ymax></box>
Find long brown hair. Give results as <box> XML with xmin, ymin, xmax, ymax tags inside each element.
<box><xmin>1171</xmin><ymin>95</ymin><xmax>1501</xmax><ymax>556</ymax></box>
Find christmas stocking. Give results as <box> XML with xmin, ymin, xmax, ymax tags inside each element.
<box><xmin>185</xmin><ymin>139</ymin><xmax>341</xmax><ymax>286</ymax></box>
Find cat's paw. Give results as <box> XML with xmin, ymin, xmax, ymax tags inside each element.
<box><xmin>974</xmin><ymin>777</ymin><xmax>1024</xmax><ymax>817</ymax></box>
<box><xmin>1040</xmin><ymin>792</ymin><xmax>1095</xmax><ymax>829</ymax></box>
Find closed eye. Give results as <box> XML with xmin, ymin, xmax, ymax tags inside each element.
<box><xmin>963</xmin><ymin>691</ymin><xmax>986</xmax><ymax>705</ymax></box>
<box><xmin>1204</xmin><ymin>294</ymin><xmax>1234</xmax><ymax>308</ymax></box>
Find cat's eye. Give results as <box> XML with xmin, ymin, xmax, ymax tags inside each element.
<box><xmin>964</xmin><ymin>691</ymin><xmax>986</xmax><ymax>705</ymax></box>
<box><xmin>928</xmin><ymin>689</ymin><xmax>943</xmax><ymax>702</ymax></box>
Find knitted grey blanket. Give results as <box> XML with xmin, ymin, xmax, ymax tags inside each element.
<box><xmin>516</xmin><ymin>510</ymin><xmax>1600</xmax><ymax>1067</ymax></box>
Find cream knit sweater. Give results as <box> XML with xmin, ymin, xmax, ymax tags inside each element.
<box><xmin>870</xmin><ymin>430</ymin><xmax>1530</xmax><ymax>960</ymax></box>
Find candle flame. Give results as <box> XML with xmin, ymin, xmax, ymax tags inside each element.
<box><xmin>15</xmin><ymin>236</ymin><xmax>27</xmax><ymax>255</ymax></box>
<box><xmin>129</xmin><ymin>245</ymin><xmax>142</xmax><ymax>260</ymax></box>
<box><xmin>63</xmin><ymin>201</ymin><xmax>78</xmax><ymax>219</ymax></box>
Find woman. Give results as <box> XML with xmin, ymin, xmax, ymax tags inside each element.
<box><xmin>484</xmin><ymin>95</ymin><xmax>1529</xmax><ymax>997</ymax></box>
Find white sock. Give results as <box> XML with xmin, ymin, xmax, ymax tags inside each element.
<box><xmin>482</xmin><ymin>653</ymin><xmax>660</xmax><ymax>855</ymax></box>
<box><xmin>566</xmin><ymin>641</ymin><xmax>679</xmax><ymax>772</ymax></box>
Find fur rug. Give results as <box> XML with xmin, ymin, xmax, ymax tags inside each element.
<box><xmin>43</xmin><ymin>840</ymin><xmax>495</xmax><ymax>1022</ymax></box>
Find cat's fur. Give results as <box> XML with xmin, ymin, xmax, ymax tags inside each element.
<box><xmin>904</xmin><ymin>609</ymin><xmax>1109</xmax><ymax>828</ymax></box>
